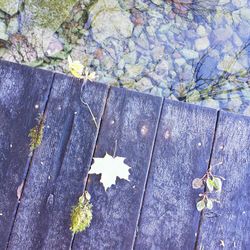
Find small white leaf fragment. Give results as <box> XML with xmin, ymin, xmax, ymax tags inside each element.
<box><xmin>17</xmin><ymin>181</ymin><xmax>24</xmax><ymax>201</ymax></box>
<box><xmin>88</xmin><ymin>153</ymin><xmax>131</xmax><ymax>191</ymax></box>
<box><xmin>220</xmin><ymin>239</ymin><xmax>225</xmax><ymax>247</ymax></box>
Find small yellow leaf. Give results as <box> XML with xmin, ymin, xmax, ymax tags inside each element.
<box><xmin>68</xmin><ymin>56</ymin><xmax>84</xmax><ymax>79</ymax></box>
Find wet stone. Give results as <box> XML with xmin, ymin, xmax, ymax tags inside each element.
<box><xmin>0</xmin><ymin>1</ymin><xmax>19</xmax><ymax>15</ymax></box>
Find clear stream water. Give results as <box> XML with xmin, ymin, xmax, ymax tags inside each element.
<box><xmin>0</xmin><ymin>0</ymin><xmax>249</xmax><ymax>115</ymax></box>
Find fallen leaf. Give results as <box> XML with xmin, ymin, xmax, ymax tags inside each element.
<box><xmin>84</xmin><ymin>68</ymin><xmax>97</xmax><ymax>82</ymax></box>
<box><xmin>192</xmin><ymin>178</ymin><xmax>203</xmax><ymax>189</ymax></box>
<box><xmin>196</xmin><ymin>199</ymin><xmax>205</xmax><ymax>212</ymax></box>
<box><xmin>206</xmin><ymin>198</ymin><xmax>213</xmax><ymax>210</ymax></box>
<box><xmin>68</xmin><ymin>56</ymin><xmax>84</xmax><ymax>79</ymax></box>
<box><xmin>17</xmin><ymin>181</ymin><xmax>24</xmax><ymax>201</ymax></box>
<box><xmin>88</xmin><ymin>153</ymin><xmax>131</xmax><ymax>191</ymax></box>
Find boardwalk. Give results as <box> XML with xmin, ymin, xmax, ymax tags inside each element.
<box><xmin>0</xmin><ymin>60</ymin><xmax>249</xmax><ymax>250</ymax></box>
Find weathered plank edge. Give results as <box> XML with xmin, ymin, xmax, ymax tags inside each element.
<box><xmin>2</xmin><ymin>60</ymin><xmax>249</xmax><ymax>249</ymax></box>
<box><xmin>1</xmin><ymin>61</ymin><xmax>56</xmax><ymax>248</ymax></box>
<box><xmin>132</xmin><ymin>97</ymin><xmax>219</xmax><ymax>249</ymax></box>
<box><xmin>193</xmin><ymin>110</ymin><xmax>220</xmax><ymax>250</ymax></box>
<box><xmin>130</xmin><ymin>97</ymin><xmax>164</xmax><ymax>247</ymax></box>
<box><xmin>194</xmin><ymin>109</ymin><xmax>250</xmax><ymax>250</ymax></box>
<box><xmin>68</xmin><ymin>84</ymin><xmax>111</xmax><ymax>248</ymax></box>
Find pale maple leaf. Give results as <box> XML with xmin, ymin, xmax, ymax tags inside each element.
<box><xmin>88</xmin><ymin>153</ymin><xmax>131</xmax><ymax>191</ymax></box>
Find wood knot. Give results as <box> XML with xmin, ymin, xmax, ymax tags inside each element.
<box><xmin>46</xmin><ymin>194</ymin><xmax>54</xmax><ymax>210</ymax></box>
<box><xmin>140</xmin><ymin>125</ymin><xmax>148</xmax><ymax>136</ymax></box>
<box><xmin>164</xmin><ymin>130</ymin><xmax>171</xmax><ymax>139</ymax></box>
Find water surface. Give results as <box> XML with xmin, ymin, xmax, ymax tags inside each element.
<box><xmin>0</xmin><ymin>0</ymin><xmax>249</xmax><ymax>114</ymax></box>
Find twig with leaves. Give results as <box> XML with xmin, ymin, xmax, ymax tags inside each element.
<box><xmin>192</xmin><ymin>162</ymin><xmax>225</xmax><ymax>211</ymax></box>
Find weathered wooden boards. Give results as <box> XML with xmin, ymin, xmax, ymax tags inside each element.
<box><xmin>0</xmin><ymin>61</ymin><xmax>250</xmax><ymax>250</ymax></box>
<box><xmin>0</xmin><ymin>61</ymin><xmax>54</xmax><ymax>249</ymax></box>
<box><xmin>73</xmin><ymin>87</ymin><xmax>163</xmax><ymax>249</ymax></box>
<box><xmin>196</xmin><ymin>111</ymin><xmax>250</xmax><ymax>250</ymax></box>
<box><xmin>134</xmin><ymin>100</ymin><xmax>218</xmax><ymax>249</ymax></box>
<box><xmin>8</xmin><ymin>74</ymin><xmax>109</xmax><ymax>249</ymax></box>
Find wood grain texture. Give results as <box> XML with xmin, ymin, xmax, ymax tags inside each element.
<box><xmin>196</xmin><ymin>111</ymin><xmax>250</xmax><ymax>250</ymax></box>
<box><xmin>0</xmin><ymin>60</ymin><xmax>54</xmax><ymax>249</ymax></box>
<box><xmin>8</xmin><ymin>74</ymin><xmax>109</xmax><ymax>250</ymax></box>
<box><xmin>134</xmin><ymin>100</ymin><xmax>218</xmax><ymax>250</ymax></box>
<box><xmin>73</xmin><ymin>87</ymin><xmax>163</xmax><ymax>250</ymax></box>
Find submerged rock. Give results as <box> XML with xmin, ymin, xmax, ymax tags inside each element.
<box><xmin>135</xmin><ymin>77</ymin><xmax>153</xmax><ymax>91</ymax></box>
<box><xmin>196</xmin><ymin>25</ymin><xmax>207</xmax><ymax>37</ymax></box>
<box><xmin>195</xmin><ymin>37</ymin><xmax>210</xmax><ymax>51</ymax></box>
<box><xmin>181</xmin><ymin>49</ymin><xmax>199</xmax><ymax>60</ymax></box>
<box><xmin>214</xmin><ymin>26</ymin><xmax>233</xmax><ymax>42</ymax></box>
<box><xmin>22</xmin><ymin>0</ymin><xmax>78</xmax><ymax>33</ymax></box>
<box><xmin>125</xmin><ymin>64</ymin><xmax>144</xmax><ymax>78</ymax></box>
<box><xmin>243</xmin><ymin>106</ymin><xmax>250</xmax><ymax>116</ymax></box>
<box><xmin>46</xmin><ymin>36</ymin><xmax>64</xmax><ymax>57</ymax></box>
<box><xmin>19</xmin><ymin>0</ymin><xmax>78</xmax><ymax>54</ymax></box>
<box><xmin>0</xmin><ymin>1</ymin><xmax>19</xmax><ymax>15</ymax></box>
<box><xmin>232</xmin><ymin>0</ymin><xmax>247</xmax><ymax>8</ymax></box>
<box><xmin>89</xmin><ymin>0</ymin><xmax>133</xmax><ymax>43</ymax></box>
<box><xmin>202</xmin><ymin>98</ymin><xmax>220</xmax><ymax>109</ymax></box>
<box><xmin>0</xmin><ymin>20</ymin><xmax>8</xmax><ymax>41</ymax></box>
<box><xmin>7</xmin><ymin>17</ymin><xmax>19</xmax><ymax>35</ymax></box>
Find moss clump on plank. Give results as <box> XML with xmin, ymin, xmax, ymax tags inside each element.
<box><xmin>28</xmin><ymin>113</ymin><xmax>45</xmax><ymax>151</ymax></box>
<box><xmin>70</xmin><ymin>191</ymin><xmax>93</xmax><ymax>234</ymax></box>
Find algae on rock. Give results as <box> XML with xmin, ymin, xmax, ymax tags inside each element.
<box><xmin>0</xmin><ymin>1</ymin><xmax>19</xmax><ymax>15</ymax></box>
<box><xmin>22</xmin><ymin>0</ymin><xmax>78</xmax><ymax>32</ymax></box>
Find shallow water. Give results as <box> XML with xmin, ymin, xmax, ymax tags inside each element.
<box><xmin>0</xmin><ymin>0</ymin><xmax>249</xmax><ymax>115</ymax></box>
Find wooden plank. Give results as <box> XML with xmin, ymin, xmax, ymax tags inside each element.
<box><xmin>196</xmin><ymin>111</ymin><xmax>250</xmax><ymax>250</ymax></box>
<box><xmin>7</xmin><ymin>74</ymin><xmax>109</xmax><ymax>249</ymax></box>
<box><xmin>134</xmin><ymin>100</ymin><xmax>218</xmax><ymax>249</ymax></box>
<box><xmin>0</xmin><ymin>60</ymin><xmax>54</xmax><ymax>249</ymax></box>
<box><xmin>73</xmin><ymin>87</ymin><xmax>163</xmax><ymax>249</ymax></box>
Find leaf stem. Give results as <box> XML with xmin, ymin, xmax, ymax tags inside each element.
<box><xmin>80</xmin><ymin>80</ymin><xmax>98</xmax><ymax>128</ymax></box>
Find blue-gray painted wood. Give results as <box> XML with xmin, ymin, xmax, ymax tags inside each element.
<box><xmin>73</xmin><ymin>87</ymin><xmax>163</xmax><ymax>250</ymax></box>
<box><xmin>0</xmin><ymin>60</ymin><xmax>54</xmax><ymax>249</ymax></box>
<box><xmin>7</xmin><ymin>74</ymin><xmax>109</xmax><ymax>250</ymax></box>
<box><xmin>134</xmin><ymin>100</ymin><xmax>218</xmax><ymax>250</ymax></box>
<box><xmin>1</xmin><ymin>60</ymin><xmax>250</xmax><ymax>250</ymax></box>
<box><xmin>196</xmin><ymin>111</ymin><xmax>250</xmax><ymax>250</ymax></box>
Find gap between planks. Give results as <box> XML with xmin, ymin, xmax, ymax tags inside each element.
<box><xmin>69</xmin><ymin>85</ymin><xmax>111</xmax><ymax>249</ymax></box>
<box><xmin>6</xmin><ymin>72</ymin><xmax>56</xmax><ymax>249</ymax></box>
<box><xmin>194</xmin><ymin>110</ymin><xmax>221</xmax><ymax>250</ymax></box>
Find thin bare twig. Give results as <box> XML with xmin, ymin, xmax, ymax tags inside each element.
<box><xmin>80</xmin><ymin>80</ymin><xmax>98</xmax><ymax>128</ymax></box>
